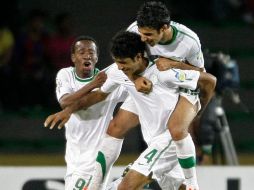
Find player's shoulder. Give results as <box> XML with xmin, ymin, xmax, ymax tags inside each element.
<box><xmin>171</xmin><ymin>21</ymin><xmax>199</xmax><ymax>41</ymax></box>
<box><xmin>126</xmin><ymin>21</ymin><xmax>139</xmax><ymax>34</ymax></box>
<box><xmin>104</xmin><ymin>63</ymin><xmax>127</xmax><ymax>81</ymax></box>
<box><xmin>57</xmin><ymin>66</ymin><xmax>74</xmax><ymax>78</ymax></box>
<box><xmin>102</xmin><ymin>63</ymin><xmax>118</xmax><ymax>74</ymax></box>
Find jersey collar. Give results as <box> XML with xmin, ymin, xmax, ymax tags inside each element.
<box><xmin>158</xmin><ymin>25</ymin><xmax>178</xmax><ymax>45</ymax></box>
<box><xmin>73</xmin><ymin>68</ymin><xmax>100</xmax><ymax>82</ymax></box>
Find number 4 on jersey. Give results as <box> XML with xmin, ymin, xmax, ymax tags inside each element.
<box><xmin>144</xmin><ymin>149</ymin><xmax>158</xmax><ymax>163</ymax></box>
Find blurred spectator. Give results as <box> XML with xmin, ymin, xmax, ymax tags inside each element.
<box><xmin>0</xmin><ymin>20</ymin><xmax>15</xmax><ymax>111</ymax></box>
<box><xmin>242</xmin><ymin>0</ymin><xmax>254</xmax><ymax>24</ymax></box>
<box><xmin>47</xmin><ymin>12</ymin><xmax>76</xmax><ymax>72</ymax></box>
<box><xmin>191</xmin><ymin>50</ymin><xmax>241</xmax><ymax>165</ymax></box>
<box><xmin>13</xmin><ymin>9</ymin><xmax>53</xmax><ymax>109</ymax></box>
<box><xmin>0</xmin><ymin>21</ymin><xmax>14</xmax><ymax>67</ymax></box>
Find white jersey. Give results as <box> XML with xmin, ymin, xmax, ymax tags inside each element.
<box><xmin>101</xmin><ymin>63</ymin><xmax>200</xmax><ymax>144</ymax></box>
<box><xmin>127</xmin><ymin>21</ymin><xmax>204</xmax><ymax>68</ymax></box>
<box><xmin>56</xmin><ymin>67</ymin><xmax>127</xmax><ymax>177</ymax></box>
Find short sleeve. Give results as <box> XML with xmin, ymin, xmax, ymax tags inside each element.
<box><xmin>186</xmin><ymin>41</ymin><xmax>204</xmax><ymax>68</ymax></box>
<box><xmin>56</xmin><ymin>69</ymin><xmax>73</xmax><ymax>101</ymax></box>
<box><xmin>100</xmin><ymin>64</ymin><xmax>121</xmax><ymax>93</ymax></box>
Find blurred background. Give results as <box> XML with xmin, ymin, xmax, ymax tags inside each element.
<box><xmin>0</xmin><ymin>0</ymin><xmax>253</xmax><ymax>167</ymax></box>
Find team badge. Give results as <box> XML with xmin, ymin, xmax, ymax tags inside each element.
<box><xmin>175</xmin><ymin>71</ymin><xmax>186</xmax><ymax>82</ymax></box>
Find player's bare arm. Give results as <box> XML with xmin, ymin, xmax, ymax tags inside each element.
<box><xmin>59</xmin><ymin>71</ymin><xmax>107</xmax><ymax>109</ymax></box>
<box><xmin>197</xmin><ymin>72</ymin><xmax>217</xmax><ymax>115</ymax></box>
<box><xmin>135</xmin><ymin>58</ymin><xmax>205</xmax><ymax>94</ymax></box>
<box><xmin>44</xmin><ymin>90</ymin><xmax>109</xmax><ymax>130</ymax></box>
<box><xmin>156</xmin><ymin>57</ymin><xmax>204</xmax><ymax>71</ymax></box>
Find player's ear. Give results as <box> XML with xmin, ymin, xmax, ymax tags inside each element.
<box><xmin>71</xmin><ymin>53</ymin><xmax>75</xmax><ymax>63</ymax></box>
<box><xmin>136</xmin><ymin>53</ymin><xmax>143</xmax><ymax>61</ymax></box>
<box><xmin>161</xmin><ymin>24</ymin><xmax>168</xmax><ymax>32</ymax></box>
<box><xmin>94</xmin><ymin>54</ymin><xmax>99</xmax><ymax>63</ymax></box>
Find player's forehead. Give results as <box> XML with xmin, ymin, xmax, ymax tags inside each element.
<box><xmin>113</xmin><ymin>57</ymin><xmax>133</xmax><ymax>63</ymax></box>
<box><xmin>138</xmin><ymin>26</ymin><xmax>158</xmax><ymax>35</ymax></box>
<box><xmin>75</xmin><ymin>40</ymin><xmax>97</xmax><ymax>52</ymax></box>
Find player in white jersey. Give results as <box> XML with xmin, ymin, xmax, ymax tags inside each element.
<box><xmin>126</xmin><ymin>2</ymin><xmax>207</xmax><ymax>189</ymax></box>
<box><xmin>99</xmin><ymin>31</ymin><xmax>214</xmax><ymax>190</ymax></box>
<box><xmin>45</xmin><ymin>31</ymin><xmax>216</xmax><ymax>189</ymax></box>
<box><xmin>45</xmin><ymin>36</ymin><xmax>127</xmax><ymax>190</ymax></box>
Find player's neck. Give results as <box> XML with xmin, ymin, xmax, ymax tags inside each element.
<box><xmin>160</xmin><ymin>26</ymin><xmax>173</xmax><ymax>44</ymax></box>
<box><xmin>135</xmin><ymin>58</ymin><xmax>148</xmax><ymax>75</ymax></box>
<box><xmin>75</xmin><ymin>68</ymin><xmax>94</xmax><ymax>79</ymax></box>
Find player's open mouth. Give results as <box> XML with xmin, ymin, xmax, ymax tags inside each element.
<box><xmin>84</xmin><ymin>62</ymin><xmax>91</xmax><ymax>67</ymax></box>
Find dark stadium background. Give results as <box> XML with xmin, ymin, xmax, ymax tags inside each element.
<box><xmin>0</xmin><ymin>0</ymin><xmax>253</xmax><ymax>165</ymax></box>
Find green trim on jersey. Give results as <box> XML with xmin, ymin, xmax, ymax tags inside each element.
<box><xmin>177</xmin><ymin>30</ymin><xmax>200</xmax><ymax>52</ymax></box>
<box><xmin>96</xmin><ymin>151</ymin><xmax>106</xmax><ymax>180</ymax></box>
<box><xmin>178</xmin><ymin>156</ymin><xmax>196</xmax><ymax>169</ymax></box>
<box><xmin>158</xmin><ymin>25</ymin><xmax>178</xmax><ymax>45</ymax></box>
<box><xmin>147</xmin><ymin>60</ymin><xmax>156</xmax><ymax>68</ymax></box>
<box><xmin>73</xmin><ymin>68</ymin><xmax>100</xmax><ymax>82</ymax></box>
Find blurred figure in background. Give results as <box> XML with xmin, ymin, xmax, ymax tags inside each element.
<box><xmin>191</xmin><ymin>51</ymin><xmax>241</xmax><ymax>165</ymax></box>
<box><xmin>47</xmin><ymin>12</ymin><xmax>76</xmax><ymax>73</ymax></box>
<box><xmin>14</xmin><ymin>9</ymin><xmax>52</xmax><ymax>109</ymax></box>
<box><xmin>0</xmin><ymin>19</ymin><xmax>15</xmax><ymax>111</ymax></box>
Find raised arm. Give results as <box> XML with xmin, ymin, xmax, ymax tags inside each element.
<box><xmin>44</xmin><ymin>90</ymin><xmax>109</xmax><ymax>130</ymax></box>
<box><xmin>59</xmin><ymin>71</ymin><xmax>107</xmax><ymax>109</ymax></box>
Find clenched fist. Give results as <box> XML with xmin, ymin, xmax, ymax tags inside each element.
<box><xmin>92</xmin><ymin>71</ymin><xmax>107</xmax><ymax>88</ymax></box>
<box><xmin>134</xmin><ymin>76</ymin><xmax>153</xmax><ymax>94</ymax></box>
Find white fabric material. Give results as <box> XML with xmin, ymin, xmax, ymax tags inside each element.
<box><xmin>127</xmin><ymin>21</ymin><xmax>204</xmax><ymax>68</ymax></box>
<box><xmin>56</xmin><ymin>67</ymin><xmax>127</xmax><ymax>180</ymax></box>
<box><xmin>89</xmin><ymin>135</ymin><xmax>124</xmax><ymax>190</ymax></box>
<box><xmin>100</xmin><ymin>63</ymin><xmax>198</xmax><ymax>189</ymax></box>
<box><xmin>131</xmin><ymin>131</ymin><xmax>184</xmax><ymax>190</ymax></box>
<box><xmin>120</xmin><ymin>95</ymin><xmax>138</xmax><ymax>115</ymax></box>
<box><xmin>127</xmin><ymin>21</ymin><xmax>203</xmax><ymax>107</ymax></box>
<box><xmin>101</xmin><ymin>63</ymin><xmax>199</xmax><ymax>144</ymax></box>
<box><xmin>175</xmin><ymin>134</ymin><xmax>197</xmax><ymax>179</ymax></box>
<box><xmin>65</xmin><ymin>173</ymin><xmax>92</xmax><ymax>190</ymax></box>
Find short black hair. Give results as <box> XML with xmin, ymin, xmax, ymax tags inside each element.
<box><xmin>110</xmin><ymin>31</ymin><xmax>146</xmax><ymax>60</ymax></box>
<box><xmin>71</xmin><ymin>35</ymin><xmax>99</xmax><ymax>55</ymax></box>
<box><xmin>137</xmin><ymin>1</ymin><xmax>171</xmax><ymax>31</ymax></box>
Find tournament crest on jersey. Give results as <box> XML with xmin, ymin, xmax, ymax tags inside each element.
<box><xmin>175</xmin><ymin>71</ymin><xmax>186</xmax><ymax>82</ymax></box>
<box><xmin>150</xmin><ymin>74</ymin><xmax>158</xmax><ymax>84</ymax></box>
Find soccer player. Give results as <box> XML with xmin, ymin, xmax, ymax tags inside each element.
<box><xmin>127</xmin><ymin>1</ymin><xmax>207</xmax><ymax>188</ymax></box>
<box><xmin>48</xmin><ymin>35</ymin><xmax>127</xmax><ymax>190</ymax></box>
<box><xmin>45</xmin><ymin>31</ymin><xmax>216</xmax><ymax>190</ymax></box>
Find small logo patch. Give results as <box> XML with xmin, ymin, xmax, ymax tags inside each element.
<box><xmin>175</xmin><ymin>71</ymin><xmax>186</xmax><ymax>82</ymax></box>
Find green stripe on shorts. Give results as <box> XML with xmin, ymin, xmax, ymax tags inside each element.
<box><xmin>96</xmin><ymin>151</ymin><xmax>106</xmax><ymax>179</ymax></box>
<box><xmin>149</xmin><ymin>140</ymin><xmax>172</xmax><ymax>170</ymax></box>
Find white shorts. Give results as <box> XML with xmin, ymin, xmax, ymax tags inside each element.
<box><xmin>65</xmin><ymin>173</ymin><xmax>92</xmax><ymax>190</ymax></box>
<box><xmin>131</xmin><ymin>131</ymin><xmax>184</xmax><ymax>190</ymax></box>
<box><xmin>180</xmin><ymin>91</ymin><xmax>201</xmax><ymax>112</ymax></box>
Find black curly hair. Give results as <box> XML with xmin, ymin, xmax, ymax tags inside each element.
<box><xmin>137</xmin><ymin>1</ymin><xmax>171</xmax><ymax>31</ymax></box>
<box><xmin>71</xmin><ymin>35</ymin><xmax>99</xmax><ymax>55</ymax></box>
<box><xmin>110</xmin><ymin>31</ymin><xmax>146</xmax><ymax>60</ymax></box>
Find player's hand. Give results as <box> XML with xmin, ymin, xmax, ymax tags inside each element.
<box><xmin>156</xmin><ymin>57</ymin><xmax>178</xmax><ymax>71</ymax></box>
<box><xmin>44</xmin><ymin>109</ymin><xmax>71</xmax><ymax>130</ymax></box>
<box><xmin>134</xmin><ymin>76</ymin><xmax>153</xmax><ymax>94</ymax></box>
<box><xmin>92</xmin><ymin>71</ymin><xmax>107</xmax><ymax>88</ymax></box>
